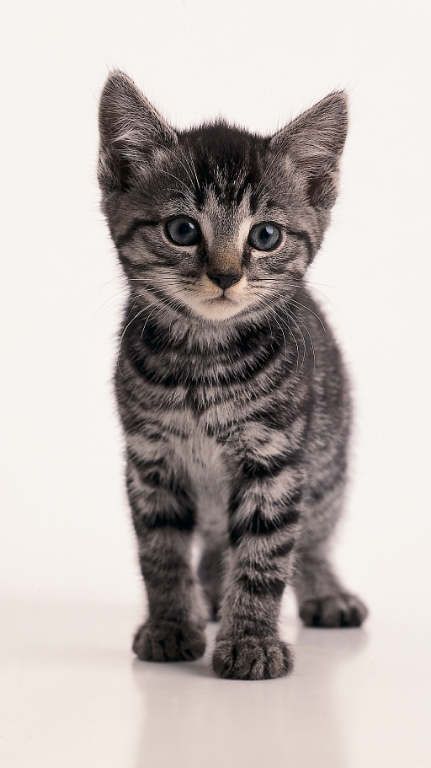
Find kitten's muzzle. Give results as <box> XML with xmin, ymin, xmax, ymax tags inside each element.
<box><xmin>206</xmin><ymin>271</ymin><xmax>242</xmax><ymax>290</ymax></box>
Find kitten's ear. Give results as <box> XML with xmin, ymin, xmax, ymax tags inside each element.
<box><xmin>270</xmin><ymin>91</ymin><xmax>348</xmax><ymax>208</ymax></box>
<box><xmin>98</xmin><ymin>70</ymin><xmax>177</xmax><ymax>192</ymax></box>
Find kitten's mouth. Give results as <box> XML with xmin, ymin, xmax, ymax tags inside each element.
<box><xmin>206</xmin><ymin>291</ymin><xmax>239</xmax><ymax>305</ymax></box>
<box><xmin>181</xmin><ymin>277</ymin><xmax>248</xmax><ymax>320</ymax></box>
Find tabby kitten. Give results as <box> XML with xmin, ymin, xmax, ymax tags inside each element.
<box><xmin>98</xmin><ymin>71</ymin><xmax>367</xmax><ymax>680</ymax></box>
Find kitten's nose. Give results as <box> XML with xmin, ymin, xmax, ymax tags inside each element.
<box><xmin>207</xmin><ymin>272</ymin><xmax>242</xmax><ymax>290</ymax></box>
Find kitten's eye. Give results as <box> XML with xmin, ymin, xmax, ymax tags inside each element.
<box><xmin>248</xmin><ymin>222</ymin><xmax>282</xmax><ymax>251</ymax></box>
<box><xmin>165</xmin><ymin>216</ymin><xmax>201</xmax><ymax>246</ymax></box>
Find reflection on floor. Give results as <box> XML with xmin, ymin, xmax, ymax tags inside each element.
<box><xmin>1</xmin><ymin>598</ymin><xmax>429</xmax><ymax>767</ymax></box>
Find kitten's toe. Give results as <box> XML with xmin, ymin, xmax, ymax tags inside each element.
<box><xmin>212</xmin><ymin>636</ymin><xmax>293</xmax><ymax>680</ymax></box>
<box><xmin>133</xmin><ymin>620</ymin><xmax>206</xmax><ymax>662</ymax></box>
<box><xmin>299</xmin><ymin>593</ymin><xmax>368</xmax><ymax>628</ymax></box>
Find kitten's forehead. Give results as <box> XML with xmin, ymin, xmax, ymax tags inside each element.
<box><xmin>199</xmin><ymin>187</ymin><xmax>252</xmax><ymax>250</ymax></box>
<box><xmin>151</xmin><ymin>122</ymin><xmax>293</xmax><ymax>233</ymax></box>
<box><xmin>180</xmin><ymin>122</ymin><xmax>266</xmax><ymax>209</ymax></box>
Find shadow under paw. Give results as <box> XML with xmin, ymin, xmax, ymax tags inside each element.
<box><xmin>213</xmin><ymin>636</ymin><xmax>293</xmax><ymax>680</ymax></box>
<box><xmin>133</xmin><ymin>620</ymin><xmax>206</xmax><ymax>662</ymax></box>
<box><xmin>299</xmin><ymin>593</ymin><xmax>368</xmax><ymax>628</ymax></box>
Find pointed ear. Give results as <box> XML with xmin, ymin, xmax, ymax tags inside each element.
<box><xmin>98</xmin><ymin>70</ymin><xmax>177</xmax><ymax>192</ymax></box>
<box><xmin>269</xmin><ymin>91</ymin><xmax>348</xmax><ymax>209</ymax></box>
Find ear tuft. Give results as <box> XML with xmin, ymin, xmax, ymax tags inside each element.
<box><xmin>270</xmin><ymin>91</ymin><xmax>348</xmax><ymax>208</ymax></box>
<box><xmin>98</xmin><ymin>70</ymin><xmax>177</xmax><ymax>192</ymax></box>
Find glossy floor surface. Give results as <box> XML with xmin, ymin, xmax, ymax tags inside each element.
<box><xmin>2</xmin><ymin>597</ymin><xmax>429</xmax><ymax>768</ymax></box>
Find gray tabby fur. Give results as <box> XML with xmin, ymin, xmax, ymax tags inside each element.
<box><xmin>98</xmin><ymin>71</ymin><xmax>368</xmax><ymax>680</ymax></box>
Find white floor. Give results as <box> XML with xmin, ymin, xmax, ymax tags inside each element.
<box><xmin>2</xmin><ymin>596</ymin><xmax>429</xmax><ymax>768</ymax></box>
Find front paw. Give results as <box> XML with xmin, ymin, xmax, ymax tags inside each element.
<box><xmin>212</xmin><ymin>635</ymin><xmax>293</xmax><ymax>680</ymax></box>
<box><xmin>133</xmin><ymin>620</ymin><xmax>206</xmax><ymax>662</ymax></box>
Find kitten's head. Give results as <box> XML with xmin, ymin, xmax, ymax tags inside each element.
<box><xmin>99</xmin><ymin>71</ymin><xmax>347</xmax><ymax>322</ymax></box>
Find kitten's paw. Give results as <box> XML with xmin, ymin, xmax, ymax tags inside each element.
<box><xmin>212</xmin><ymin>636</ymin><xmax>293</xmax><ymax>680</ymax></box>
<box><xmin>299</xmin><ymin>593</ymin><xmax>368</xmax><ymax>628</ymax></box>
<box><xmin>133</xmin><ymin>620</ymin><xmax>206</xmax><ymax>662</ymax></box>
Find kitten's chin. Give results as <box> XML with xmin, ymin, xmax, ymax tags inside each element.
<box><xmin>192</xmin><ymin>296</ymin><xmax>247</xmax><ymax>322</ymax></box>
<box><xmin>181</xmin><ymin>274</ymin><xmax>252</xmax><ymax>322</ymax></box>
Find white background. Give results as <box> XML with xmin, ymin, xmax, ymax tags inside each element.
<box><xmin>1</xmin><ymin>2</ymin><xmax>430</xmax><ymax>765</ymax></box>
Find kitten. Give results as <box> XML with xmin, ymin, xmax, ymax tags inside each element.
<box><xmin>98</xmin><ymin>71</ymin><xmax>368</xmax><ymax>680</ymax></box>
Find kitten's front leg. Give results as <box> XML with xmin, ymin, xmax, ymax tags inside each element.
<box><xmin>213</xmin><ymin>450</ymin><xmax>302</xmax><ymax>680</ymax></box>
<box><xmin>126</xmin><ymin>453</ymin><xmax>206</xmax><ymax>663</ymax></box>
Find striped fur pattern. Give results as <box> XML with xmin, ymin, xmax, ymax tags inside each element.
<box><xmin>98</xmin><ymin>71</ymin><xmax>368</xmax><ymax>680</ymax></box>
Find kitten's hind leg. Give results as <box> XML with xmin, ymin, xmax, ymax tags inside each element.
<box><xmin>294</xmin><ymin>546</ymin><xmax>368</xmax><ymax>628</ymax></box>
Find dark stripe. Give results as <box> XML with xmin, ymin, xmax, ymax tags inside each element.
<box><xmin>229</xmin><ymin>485</ymin><xmax>301</xmax><ymax>518</ymax></box>
<box><xmin>242</xmin><ymin>449</ymin><xmax>302</xmax><ymax>480</ymax></box>
<box><xmin>250</xmin><ymin>400</ymin><xmax>304</xmax><ymax>431</ymax></box>
<box><xmin>131</xmin><ymin>337</ymin><xmax>284</xmax><ymax>389</ymax></box>
<box><xmin>238</xmin><ymin>574</ymin><xmax>286</xmax><ymax>598</ymax></box>
<box><xmin>229</xmin><ymin>494</ymin><xmax>301</xmax><ymax>545</ymax></box>
<box><xmin>234</xmin><ymin>172</ymin><xmax>254</xmax><ymax>206</ymax></box>
<box><xmin>136</xmin><ymin>309</ymin><xmax>284</xmax><ymax>361</ymax></box>
<box><xmin>127</xmin><ymin>455</ymin><xmax>195</xmax><ymax>518</ymax></box>
<box><xmin>205</xmin><ymin>398</ymin><xmax>299</xmax><ymax>437</ymax></box>
<box><xmin>140</xmin><ymin>427</ymin><xmax>169</xmax><ymax>443</ymax></box>
<box><xmin>140</xmin><ymin>283</ymin><xmax>191</xmax><ymax>318</ymax></box>
<box><xmin>115</xmin><ymin>218</ymin><xmax>159</xmax><ymax>249</ymax></box>
<box><xmin>121</xmin><ymin>409</ymin><xmax>185</xmax><ymax>438</ymax></box>
<box><xmin>269</xmin><ymin>539</ymin><xmax>295</xmax><ymax>559</ymax></box>
<box><xmin>239</xmin><ymin>538</ymin><xmax>295</xmax><ymax>572</ymax></box>
<box><xmin>286</xmin><ymin>227</ymin><xmax>314</xmax><ymax>262</ymax></box>
<box><xmin>131</xmin><ymin>502</ymin><xmax>195</xmax><ymax>534</ymax></box>
<box><xmin>127</xmin><ymin>453</ymin><xmax>164</xmax><ymax>473</ymax></box>
<box><xmin>139</xmin><ymin>551</ymin><xmax>190</xmax><ymax>577</ymax></box>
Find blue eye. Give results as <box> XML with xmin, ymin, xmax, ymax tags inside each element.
<box><xmin>165</xmin><ymin>216</ymin><xmax>201</xmax><ymax>246</ymax></box>
<box><xmin>248</xmin><ymin>222</ymin><xmax>282</xmax><ymax>251</ymax></box>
